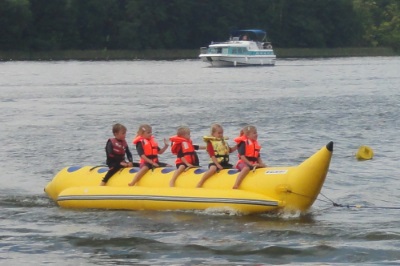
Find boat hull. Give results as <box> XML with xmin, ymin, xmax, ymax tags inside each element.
<box><xmin>57</xmin><ymin>186</ymin><xmax>280</xmax><ymax>213</ymax></box>
<box><xmin>45</xmin><ymin>142</ymin><xmax>333</xmax><ymax>214</ymax></box>
<box><xmin>199</xmin><ymin>55</ymin><xmax>276</xmax><ymax>67</ymax></box>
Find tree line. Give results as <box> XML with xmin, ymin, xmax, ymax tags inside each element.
<box><xmin>0</xmin><ymin>0</ymin><xmax>399</xmax><ymax>52</ymax></box>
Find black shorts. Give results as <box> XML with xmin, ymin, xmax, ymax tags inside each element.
<box><xmin>208</xmin><ymin>162</ymin><xmax>233</xmax><ymax>169</ymax></box>
<box><xmin>142</xmin><ymin>161</ymin><xmax>169</xmax><ymax>168</ymax></box>
<box><xmin>176</xmin><ymin>163</ymin><xmax>186</xmax><ymax>168</ymax></box>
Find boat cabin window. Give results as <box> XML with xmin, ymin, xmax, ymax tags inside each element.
<box><xmin>231</xmin><ymin>47</ymin><xmax>248</xmax><ymax>54</ymax></box>
<box><xmin>208</xmin><ymin>47</ymin><xmax>229</xmax><ymax>54</ymax></box>
<box><xmin>209</xmin><ymin>48</ymin><xmax>223</xmax><ymax>54</ymax></box>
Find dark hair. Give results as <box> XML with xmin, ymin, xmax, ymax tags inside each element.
<box><xmin>112</xmin><ymin>123</ymin><xmax>127</xmax><ymax>134</ymax></box>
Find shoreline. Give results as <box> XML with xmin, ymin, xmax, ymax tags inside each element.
<box><xmin>0</xmin><ymin>47</ymin><xmax>398</xmax><ymax>61</ymax></box>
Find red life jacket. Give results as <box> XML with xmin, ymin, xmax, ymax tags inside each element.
<box><xmin>133</xmin><ymin>135</ymin><xmax>159</xmax><ymax>164</ymax></box>
<box><xmin>169</xmin><ymin>135</ymin><xmax>199</xmax><ymax>165</ymax></box>
<box><xmin>107</xmin><ymin>138</ymin><xmax>128</xmax><ymax>161</ymax></box>
<box><xmin>235</xmin><ymin>135</ymin><xmax>261</xmax><ymax>164</ymax></box>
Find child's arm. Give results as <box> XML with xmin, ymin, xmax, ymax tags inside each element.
<box><xmin>141</xmin><ymin>154</ymin><xmax>158</xmax><ymax>167</ymax></box>
<box><xmin>158</xmin><ymin>138</ymin><xmax>169</xmax><ymax>154</ymax></box>
<box><xmin>229</xmin><ymin>144</ymin><xmax>238</xmax><ymax>153</ymax></box>
<box><xmin>211</xmin><ymin>156</ymin><xmax>223</xmax><ymax>169</ymax></box>
<box><xmin>257</xmin><ymin>156</ymin><xmax>267</xmax><ymax>168</ymax></box>
<box><xmin>105</xmin><ymin>139</ymin><xmax>114</xmax><ymax>156</ymax></box>
<box><xmin>194</xmin><ymin>144</ymin><xmax>207</xmax><ymax>150</ymax></box>
<box><xmin>240</xmin><ymin>155</ymin><xmax>254</xmax><ymax>168</ymax></box>
<box><xmin>125</xmin><ymin>146</ymin><xmax>134</xmax><ymax>167</ymax></box>
<box><xmin>237</xmin><ymin>142</ymin><xmax>252</xmax><ymax>167</ymax></box>
<box><xmin>180</xmin><ymin>157</ymin><xmax>193</xmax><ymax>168</ymax></box>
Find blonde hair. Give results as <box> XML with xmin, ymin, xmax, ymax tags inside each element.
<box><xmin>112</xmin><ymin>123</ymin><xmax>127</xmax><ymax>134</ymax></box>
<box><xmin>177</xmin><ymin>126</ymin><xmax>190</xmax><ymax>137</ymax></box>
<box><xmin>210</xmin><ymin>123</ymin><xmax>223</xmax><ymax>135</ymax></box>
<box><xmin>242</xmin><ymin>125</ymin><xmax>257</xmax><ymax>136</ymax></box>
<box><xmin>137</xmin><ymin>124</ymin><xmax>152</xmax><ymax>136</ymax></box>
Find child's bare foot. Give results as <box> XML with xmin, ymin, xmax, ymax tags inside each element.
<box><xmin>100</xmin><ymin>181</ymin><xmax>106</xmax><ymax>186</ymax></box>
<box><xmin>128</xmin><ymin>182</ymin><xmax>135</xmax><ymax>186</ymax></box>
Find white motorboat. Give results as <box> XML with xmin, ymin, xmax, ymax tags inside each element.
<box><xmin>199</xmin><ymin>29</ymin><xmax>276</xmax><ymax>67</ymax></box>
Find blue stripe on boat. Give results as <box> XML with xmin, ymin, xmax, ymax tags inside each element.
<box><xmin>57</xmin><ymin>195</ymin><xmax>279</xmax><ymax>207</ymax></box>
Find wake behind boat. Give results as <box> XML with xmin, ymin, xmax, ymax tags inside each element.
<box><xmin>44</xmin><ymin>142</ymin><xmax>333</xmax><ymax>214</ymax></box>
<box><xmin>199</xmin><ymin>29</ymin><xmax>276</xmax><ymax>67</ymax></box>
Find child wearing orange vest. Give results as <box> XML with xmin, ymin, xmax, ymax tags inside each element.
<box><xmin>169</xmin><ymin>126</ymin><xmax>205</xmax><ymax>187</ymax></box>
<box><xmin>100</xmin><ymin>123</ymin><xmax>133</xmax><ymax>186</ymax></box>
<box><xmin>232</xmin><ymin>125</ymin><xmax>267</xmax><ymax>189</ymax></box>
<box><xmin>128</xmin><ymin>124</ymin><xmax>169</xmax><ymax>186</ymax></box>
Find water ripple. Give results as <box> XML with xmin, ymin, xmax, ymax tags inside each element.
<box><xmin>1</xmin><ymin>58</ymin><xmax>400</xmax><ymax>265</ymax></box>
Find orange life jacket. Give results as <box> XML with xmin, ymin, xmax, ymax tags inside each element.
<box><xmin>169</xmin><ymin>135</ymin><xmax>199</xmax><ymax>165</ymax></box>
<box><xmin>234</xmin><ymin>135</ymin><xmax>261</xmax><ymax>164</ymax></box>
<box><xmin>133</xmin><ymin>135</ymin><xmax>159</xmax><ymax>164</ymax></box>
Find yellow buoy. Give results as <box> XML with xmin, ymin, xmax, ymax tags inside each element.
<box><xmin>356</xmin><ymin>145</ymin><xmax>374</xmax><ymax>160</ymax></box>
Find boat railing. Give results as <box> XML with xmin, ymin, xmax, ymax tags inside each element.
<box><xmin>210</xmin><ymin>41</ymin><xmax>231</xmax><ymax>44</ymax></box>
<box><xmin>200</xmin><ymin>47</ymin><xmax>208</xmax><ymax>54</ymax></box>
<box><xmin>262</xmin><ymin>42</ymin><xmax>273</xmax><ymax>49</ymax></box>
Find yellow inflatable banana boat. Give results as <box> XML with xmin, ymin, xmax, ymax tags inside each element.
<box><xmin>45</xmin><ymin>141</ymin><xmax>333</xmax><ymax>214</ymax></box>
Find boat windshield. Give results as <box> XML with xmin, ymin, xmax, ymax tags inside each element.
<box><xmin>230</xmin><ymin>29</ymin><xmax>267</xmax><ymax>42</ymax></box>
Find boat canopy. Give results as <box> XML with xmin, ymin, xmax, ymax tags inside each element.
<box><xmin>230</xmin><ymin>29</ymin><xmax>267</xmax><ymax>42</ymax></box>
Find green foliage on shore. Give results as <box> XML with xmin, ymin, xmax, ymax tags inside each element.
<box><xmin>0</xmin><ymin>0</ymin><xmax>399</xmax><ymax>56</ymax></box>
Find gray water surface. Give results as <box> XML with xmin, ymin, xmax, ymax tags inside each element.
<box><xmin>1</xmin><ymin>57</ymin><xmax>399</xmax><ymax>265</ymax></box>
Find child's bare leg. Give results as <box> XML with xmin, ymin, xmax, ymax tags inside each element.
<box><xmin>170</xmin><ymin>165</ymin><xmax>186</xmax><ymax>187</ymax></box>
<box><xmin>233</xmin><ymin>166</ymin><xmax>250</xmax><ymax>189</ymax></box>
<box><xmin>196</xmin><ymin>165</ymin><xmax>217</xmax><ymax>188</ymax></box>
<box><xmin>128</xmin><ymin>166</ymin><xmax>149</xmax><ymax>186</ymax></box>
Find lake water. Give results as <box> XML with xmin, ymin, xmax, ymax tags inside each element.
<box><xmin>1</xmin><ymin>57</ymin><xmax>399</xmax><ymax>265</ymax></box>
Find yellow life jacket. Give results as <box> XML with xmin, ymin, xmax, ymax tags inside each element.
<box><xmin>203</xmin><ymin>136</ymin><xmax>230</xmax><ymax>164</ymax></box>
